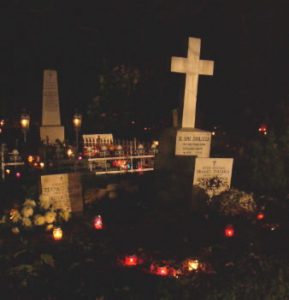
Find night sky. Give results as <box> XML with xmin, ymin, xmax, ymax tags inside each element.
<box><xmin>0</xmin><ymin>0</ymin><xmax>288</xmax><ymax>135</ymax></box>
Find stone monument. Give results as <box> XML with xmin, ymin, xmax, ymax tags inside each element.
<box><xmin>40</xmin><ymin>69</ymin><xmax>65</xmax><ymax>144</ymax></box>
<box><xmin>155</xmin><ymin>37</ymin><xmax>233</xmax><ymax>205</ymax></box>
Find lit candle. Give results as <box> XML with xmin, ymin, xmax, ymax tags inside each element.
<box><xmin>224</xmin><ymin>224</ymin><xmax>235</xmax><ymax>238</ymax></box>
<box><xmin>93</xmin><ymin>215</ymin><xmax>103</xmax><ymax>230</ymax></box>
<box><xmin>124</xmin><ymin>255</ymin><xmax>138</xmax><ymax>266</ymax></box>
<box><xmin>52</xmin><ymin>227</ymin><xmax>63</xmax><ymax>241</ymax></box>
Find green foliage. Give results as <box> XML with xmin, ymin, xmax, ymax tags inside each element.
<box><xmin>211</xmin><ymin>189</ymin><xmax>257</xmax><ymax>217</ymax></box>
<box><xmin>86</xmin><ymin>64</ymin><xmax>142</xmax><ymax>131</ymax></box>
<box><xmin>243</xmin><ymin>130</ymin><xmax>288</xmax><ymax>195</ymax></box>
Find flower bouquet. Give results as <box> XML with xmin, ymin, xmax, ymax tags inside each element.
<box><xmin>0</xmin><ymin>195</ymin><xmax>71</xmax><ymax>235</ymax></box>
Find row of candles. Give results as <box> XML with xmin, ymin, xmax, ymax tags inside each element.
<box><xmin>51</xmin><ymin>212</ymin><xmax>268</xmax><ymax>277</ymax></box>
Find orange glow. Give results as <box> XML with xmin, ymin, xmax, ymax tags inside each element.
<box><xmin>224</xmin><ymin>225</ymin><xmax>235</xmax><ymax>238</ymax></box>
<box><xmin>256</xmin><ymin>212</ymin><xmax>265</xmax><ymax>220</ymax></box>
<box><xmin>53</xmin><ymin>227</ymin><xmax>63</xmax><ymax>241</ymax></box>
<box><xmin>124</xmin><ymin>255</ymin><xmax>138</xmax><ymax>266</ymax></box>
<box><xmin>93</xmin><ymin>215</ymin><xmax>103</xmax><ymax>230</ymax></box>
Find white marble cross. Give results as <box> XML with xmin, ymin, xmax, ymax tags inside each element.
<box><xmin>171</xmin><ymin>37</ymin><xmax>214</xmax><ymax>128</ymax></box>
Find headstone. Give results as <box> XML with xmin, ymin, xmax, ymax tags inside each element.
<box><xmin>40</xmin><ymin>70</ymin><xmax>65</xmax><ymax>144</ymax></box>
<box><xmin>193</xmin><ymin>158</ymin><xmax>234</xmax><ymax>197</ymax></box>
<box><xmin>171</xmin><ymin>37</ymin><xmax>214</xmax><ymax>157</ymax></box>
<box><xmin>41</xmin><ymin>173</ymin><xmax>83</xmax><ymax>213</ymax></box>
<box><xmin>155</xmin><ymin>37</ymin><xmax>234</xmax><ymax>211</ymax></box>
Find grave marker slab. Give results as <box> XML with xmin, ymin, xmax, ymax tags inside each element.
<box><xmin>41</xmin><ymin>173</ymin><xmax>83</xmax><ymax>213</ymax></box>
<box><xmin>193</xmin><ymin>158</ymin><xmax>234</xmax><ymax>197</ymax></box>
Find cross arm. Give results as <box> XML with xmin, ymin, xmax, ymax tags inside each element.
<box><xmin>198</xmin><ymin>60</ymin><xmax>214</xmax><ymax>76</ymax></box>
<box><xmin>171</xmin><ymin>56</ymin><xmax>187</xmax><ymax>73</ymax></box>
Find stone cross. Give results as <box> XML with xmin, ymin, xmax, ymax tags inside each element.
<box><xmin>171</xmin><ymin>37</ymin><xmax>214</xmax><ymax>128</ymax></box>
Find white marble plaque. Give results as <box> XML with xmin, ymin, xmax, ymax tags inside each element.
<box><xmin>175</xmin><ymin>129</ymin><xmax>211</xmax><ymax>157</ymax></box>
<box><xmin>41</xmin><ymin>173</ymin><xmax>83</xmax><ymax>213</ymax></box>
<box><xmin>193</xmin><ymin>158</ymin><xmax>234</xmax><ymax>197</ymax></box>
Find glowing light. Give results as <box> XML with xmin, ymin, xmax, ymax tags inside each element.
<box><xmin>0</xmin><ymin>119</ymin><xmax>5</xmax><ymax>126</ymax></box>
<box><xmin>39</xmin><ymin>162</ymin><xmax>45</xmax><ymax>169</ymax></box>
<box><xmin>78</xmin><ymin>155</ymin><xmax>83</xmax><ymax>160</ymax></box>
<box><xmin>27</xmin><ymin>155</ymin><xmax>34</xmax><ymax>163</ymax></box>
<box><xmin>5</xmin><ymin>169</ymin><xmax>10</xmax><ymax>174</ymax></box>
<box><xmin>224</xmin><ymin>224</ymin><xmax>235</xmax><ymax>238</ymax></box>
<box><xmin>256</xmin><ymin>212</ymin><xmax>265</xmax><ymax>220</ymax></box>
<box><xmin>15</xmin><ymin>172</ymin><xmax>21</xmax><ymax>178</ymax></box>
<box><xmin>212</xmin><ymin>131</ymin><xmax>216</xmax><ymax>136</ymax></box>
<box><xmin>67</xmin><ymin>148</ymin><xmax>74</xmax><ymax>157</ymax></box>
<box><xmin>187</xmin><ymin>259</ymin><xmax>200</xmax><ymax>271</ymax></box>
<box><xmin>52</xmin><ymin>227</ymin><xmax>63</xmax><ymax>241</ymax></box>
<box><xmin>258</xmin><ymin>124</ymin><xmax>268</xmax><ymax>135</ymax></box>
<box><xmin>20</xmin><ymin>114</ymin><xmax>30</xmax><ymax>129</ymax></box>
<box><xmin>156</xmin><ymin>266</ymin><xmax>169</xmax><ymax>276</ymax></box>
<box><xmin>124</xmin><ymin>255</ymin><xmax>138</xmax><ymax>266</ymax></box>
<box><xmin>72</xmin><ymin>114</ymin><xmax>82</xmax><ymax>129</ymax></box>
<box><xmin>93</xmin><ymin>215</ymin><xmax>103</xmax><ymax>230</ymax></box>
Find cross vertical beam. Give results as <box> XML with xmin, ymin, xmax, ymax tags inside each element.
<box><xmin>171</xmin><ymin>37</ymin><xmax>214</xmax><ymax>128</ymax></box>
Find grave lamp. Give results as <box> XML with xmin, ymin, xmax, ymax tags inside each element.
<box><xmin>224</xmin><ymin>224</ymin><xmax>235</xmax><ymax>238</ymax></box>
<box><xmin>72</xmin><ymin>113</ymin><xmax>82</xmax><ymax>153</ymax></box>
<box><xmin>20</xmin><ymin>113</ymin><xmax>30</xmax><ymax>143</ymax></box>
<box><xmin>93</xmin><ymin>215</ymin><xmax>103</xmax><ymax>230</ymax></box>
<box><xmin>186</xmin><ymin>259</ymin><xmax>200</xmax><ymax>271</ymax></box>
<box><xmin>123</xmin><ymin>255</ymin><xmax>138</xmax><ymax>267</ymax></box>
<box><xmin>156</xmin><ymin>266</ymin><xmax>169</xmax><ymax>276</ymax></box>
<box><xmin>52</xmin><ymin>227</ymin><xmax>63</xmax><ymax>241</ymax></box>
<box><xmin>256</xmin><ymin>212</ymin><xmax>265</xmax><ymax>220</ymax></box>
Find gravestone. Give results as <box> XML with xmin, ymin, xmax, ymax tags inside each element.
<box><xmin>41</xmin><ymin>173</ymin><xmax>83</xmax><ymax>213</ymax></box>
<box><xmin>193</xmin><ymin>158</ymin><xmax>234</xmax><ymax>197</ymax></box>
<box><xmin>40</xmin><ymin>70</ymin><xmax>65</xmax><ymax>144</ymax></box>
<box><xmin>155</xmin><ymin>37</ymin><xmax>234</xmax><ymax>209</ymax></box>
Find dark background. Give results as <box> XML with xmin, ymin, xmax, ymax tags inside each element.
<box><xmin>0</xmin><ymin>0</ymin><xmax>288</xmax><ymax>137</ymax></box>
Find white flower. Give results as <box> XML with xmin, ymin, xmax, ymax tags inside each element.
<box><xmin>23</xmin><ymin>199</ymin><xmax>36</xmax><ymax>207</ymax></box>
<box><xmin>11</xmin><ymin>227</ymin><xmax>20</xmax><ymax>234</ymax></box>
<box><xmin>22</xmin><ymin>206</ymin><xmax>34</xmax><ymax>218</ymax></box>
<box><xmin>22</xmin><ymin>217</ymin><xmax>32</xmax><ymax>227</ymax></box>
<box><xmin>34</xmin><ymin>214</ymin><xmax>46</xmax><ymax>226</ymax></box>
<box><xmin>46</xmin><ymin>224</ymin><xmax>54</xmax><ymax>231</ymax></box>
<box><xmin>59</xmin><ymin>210</ymin><xmax>70</xmax><ymax>222</ymax></box>
<box><xmin>10</xmin><ymin>209</ymin><xmax>21</xmax><ymax>223</ymax></box>
<box><xmin>39</xmin><ymin>195</ymin><xmax>51</xmax><ymax>210</ymax></box>
<box><xmin>45</xmin><ymin>211</ymin><xmax>56</xmax><ymax>224</ymax></box>
<box><xmin>0</xmin><ymin>215</ymin><xmax>7</xmax><ymax>224</ymax></box>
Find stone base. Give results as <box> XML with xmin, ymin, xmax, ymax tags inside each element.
<box><xmin>154</xmin><ymin>127</ymin><xmax>195</xmax><ymax>174</ymax></box>
<box><xmin>40</xmin><ymin>126</ymin><xmax>65</xmax><ymax>144</ymax></box>
<box><xmin>175</xmin><ymin>128</ymin><xmax>211</xmax><ymax>157</ymax></box>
